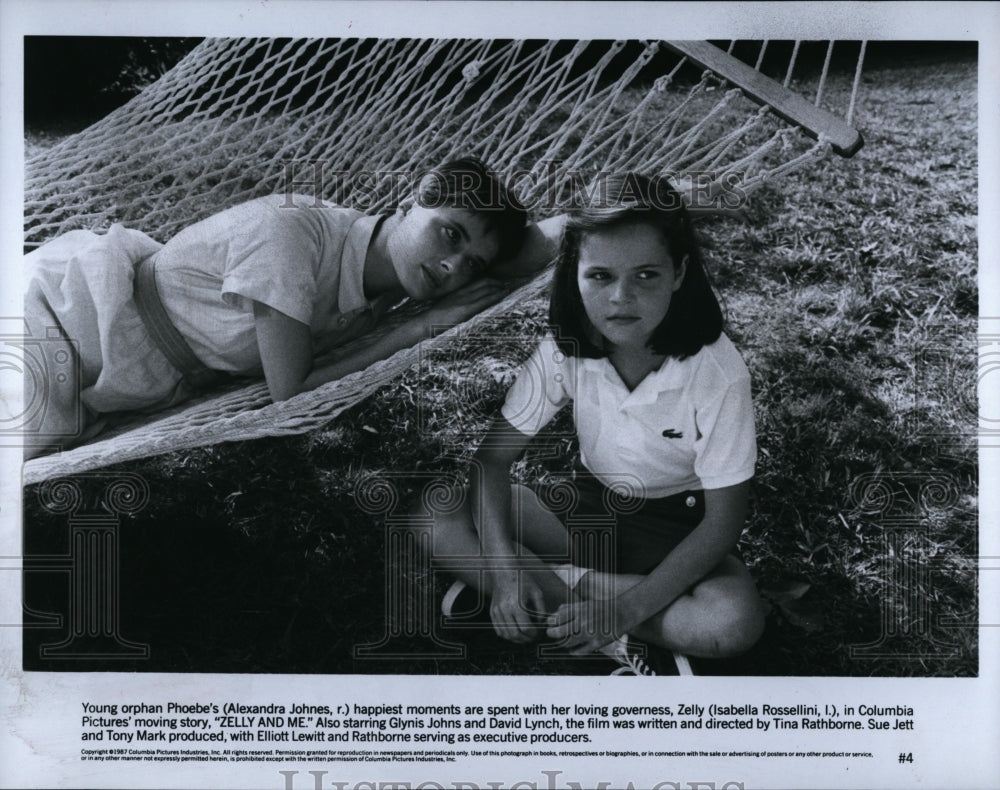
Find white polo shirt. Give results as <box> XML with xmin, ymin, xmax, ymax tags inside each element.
<box><xmin>155</xmin><ymin>195</ymin><xmax>394</xmax><ymax>373</ymax></box>
<box><xmin>501</xmin><ymin>333</ymin><xmax>756</xmax><ymax>498</ymax></box>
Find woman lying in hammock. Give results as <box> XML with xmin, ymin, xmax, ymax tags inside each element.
<box><xmin>24</xmin><ymin>157</ymin><xmax>557</xmax><ymax>458</ymax></box>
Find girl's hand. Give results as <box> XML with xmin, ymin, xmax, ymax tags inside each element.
<box><xmin>423</xmin><ymin>279</ymin><xmax>509</xmax><ymax>331</ymax></box>
<box><xmin>545</xmin><ymin>598</ymin><xmax>640</xmax><ymax>655</ymax></box>
<box><xmin>489</xmin><ymin>571</ymin><xmax>547</xmax><ymax>644</ymax></box>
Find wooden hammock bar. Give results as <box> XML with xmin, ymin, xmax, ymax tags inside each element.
<box><xmin>665</xmin><ymin>40</ymin><xmax>864</xmax><ymax>156</ymax></box>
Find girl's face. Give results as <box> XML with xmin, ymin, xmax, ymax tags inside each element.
<box><xmin>387</xmin><ymin>204</ymin><xmax>500</xmax><ymax>300</ymax></box>
<box><xmin>577</xmin><ymin>223</ymin><xmax>686</xmax><ymax>351</ymax></box>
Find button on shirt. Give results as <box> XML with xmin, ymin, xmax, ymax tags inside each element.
<box><xmin>501</xmin><ymin>333</ymin><xmax>756</xmax><ymax>498</ymax></box>
<box><xmin>154</xmin><ymin>194</ymin><xmax>394</xmax><ymax>374</ymax></box>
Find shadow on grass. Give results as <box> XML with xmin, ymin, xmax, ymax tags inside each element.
<box><xmin>22</xmin><ymin>434</ymin><xmax>619</xmax><ymax>676</ymax></box>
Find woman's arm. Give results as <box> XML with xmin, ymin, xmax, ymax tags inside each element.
<box><xmin>488</xmin><ymin>197</ymin><xmax>741</xmax><ymax>281</ymax></box>
<box><xmin>489</xmin><ymin>193</ymin><xmax>740</xmax><ymax>282</ymax></box>
<box><xmin>490</xmin><ymin>215</ymin><xmax>566</xmax><ymax>278</ymax></box>
<box><xmin>253</xmin><ymin>278</ymin><xmax>508</xmax><ymax>402</ymax></box>
<box><xmin>547</xmin><ymin>480</ymin><xmax>750</xmax><ymax>653</ymax></box>
<box><xmin>252</xmin><ymin>301</ymin><xmax>313</xmax><ymax>402</ymax></box>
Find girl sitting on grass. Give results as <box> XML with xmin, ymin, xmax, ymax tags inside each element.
<box><xmin>24</xmin><ymin>158</ymin><xmax>537</xmax><ymax>458</ymax></box>
<box><xmin>417</xmin><ymin>172</ymin><xmax>765</xmax><ymax>673</ymax></box>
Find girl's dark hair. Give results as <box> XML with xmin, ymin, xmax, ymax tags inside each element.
<box><xmin>549</xmin><ymin>172</ymin><xmax>723</xmax><ymax>360</ymax></box>
<box><xmin>415</xmin><ymin>156</ymin><xmax>529</xmax><ymax>263</ymax></box>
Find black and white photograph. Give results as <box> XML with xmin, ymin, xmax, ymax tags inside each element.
<box><xmin>2</xmin><ymin>2</ymin><xmax>998</xmax><ymax>790</ymax></box>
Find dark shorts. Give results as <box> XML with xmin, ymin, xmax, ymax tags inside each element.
<box><xmin>532</xmin><ymin>470</ymin><xmax>705</xmax><ymax>575</ymax></box>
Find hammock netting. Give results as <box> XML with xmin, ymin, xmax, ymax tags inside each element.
<box><xmin>22</xmin><ymin>38</ymin><xmax>865</xmax><ymax>484</ymax></box>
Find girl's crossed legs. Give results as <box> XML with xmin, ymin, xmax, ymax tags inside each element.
<box><xmin>413</xmin><ymin>483</ymin><xmax>764</xmax><ymax>659</ymax></box>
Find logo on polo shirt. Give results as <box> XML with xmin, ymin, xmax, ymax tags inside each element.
<box><xmin>661</xmin><ymin>428</ymin><xmax>683</xmax><ymax>439</ymax></box>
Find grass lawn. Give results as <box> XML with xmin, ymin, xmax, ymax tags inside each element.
<box><xmin>22</xmin><ymin>48</ymin><xmax>977</xmax><ymax>677</ymax></box>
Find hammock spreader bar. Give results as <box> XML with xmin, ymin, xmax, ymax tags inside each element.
<box><xmin>664</xmin><ymin>40</ymin><xmax>864</xmax><ymax>156</ymax></box>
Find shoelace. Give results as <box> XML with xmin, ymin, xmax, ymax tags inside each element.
<box><xmin>609</xmin><ymin>650</ymin><xmax>656</xmax><ymax>676</ymax></box>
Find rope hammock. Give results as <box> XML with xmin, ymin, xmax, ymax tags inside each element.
<box><xmin>23</xmin><ymin>38</ymin><xmax>866</xmax><ymax>485</ymax></box>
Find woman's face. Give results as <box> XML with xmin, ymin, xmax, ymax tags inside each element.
<box><xmin>577</xmin><ymin>223</ymin><xmax>686</xmax><ymax>351</ymax></box>
<box><xmin>387</xmin><ymin>204</ymin><xmax>501</xmax><ymax>300</ymax></box>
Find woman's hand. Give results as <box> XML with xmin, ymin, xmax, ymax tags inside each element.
<box><xmin>254</xmin><ymin>278</ymin><xmax>508</xmax><ymax>402</ymax></box>
<box><xmin>545</xmin><ymin>597</ymin><xmax>641</xmax><ymax>655</ymax></box>
<box><xmin>489</xmin><ymin>570</ymin><xmax>547</xmax><ymax>644</ymax></box>
<box><xmin>422</xmin><ymin>278</ymin><xmax>509</xmax><ymax>331</ymax></box>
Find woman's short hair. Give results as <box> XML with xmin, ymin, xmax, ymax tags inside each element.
<box><xmin>549</xmin><ymin>172</ymin><xmax>723</xmax><ymax>360</ymax></box>
<box><xmin>415</xmin><ymin>157</ymin><xmax>529</xmax><ymax>262</ymax></box>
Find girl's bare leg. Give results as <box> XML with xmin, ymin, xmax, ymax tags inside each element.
<box><xmin>414</xmin><ymin>481</ymin><xmax>765</xmax><ymax>657</ymax></box>
<box><xmin>577</xmin><ymin>556</ymin><xmax>765</xmax><ymax>659</ymax></box>
<box><xmin>410</xmin><ymin>483</ymin><xmax>578</xmax><ymax>617</ymax></box>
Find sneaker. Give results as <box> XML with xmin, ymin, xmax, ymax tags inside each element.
<box><xmin>441</xmin><ymin>579</ymin><xmax>490</xmax><ymax>625</ymax></box>
<box><xmin>442</xmin><ymin>579</ymin><xmax>470</xmax><ymax>617</ymax></box>
<box><xmin>600</xmin><ymin>635</ymin><xmax>657</xmax><ymax>676</ymax></box>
